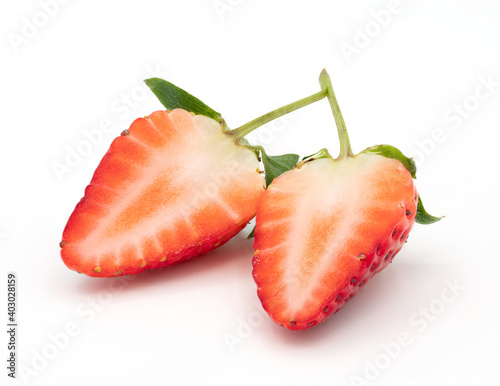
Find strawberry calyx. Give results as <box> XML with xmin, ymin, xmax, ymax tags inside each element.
<box><xmin>363</xmin><ymin>144</ymin><xmax>417</xmax><ymax>178</ymax></box>
<box><xmin>415</xmin><ymin>196</ymin><xmax>443</xmax><ymax>224</ymax></box>
<box><xmin>296</xmin><ymin>148</ymin><xmax>332</xmax><ymax>168</ymax></box>
<box><xmin>249</xmin><ymin>146</ymin><xmax>300</xmax><ymax>187</ymax></box>
<box><xmin>145</xmin><ymin>77</ymin><xmax>225</xmax><ymax>126</ymax></box>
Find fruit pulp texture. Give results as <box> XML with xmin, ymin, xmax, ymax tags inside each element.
<box><xmin>62</xmin><ymin>109</ymin><xmax>265</xmax><ymax>277</ymax></box>
<box><xmin>253</xmin><ymin>154</ymin><xmax>417</xmax><ymax>329</ymax></box>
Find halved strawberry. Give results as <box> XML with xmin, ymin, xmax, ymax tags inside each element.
<box><xmin>252</xmin><ymin>70</ymin><xmax>441</xmax><ymax>330</ymax></box>
<box><xmin>61</xmin><ymin>108</ymin><xmax>265</xmax><ymax>277</ymax></box>
<box><xmin>253</xmin><ymin>152</ymin><xmax>417</xmax><ymax>329</ymax></box>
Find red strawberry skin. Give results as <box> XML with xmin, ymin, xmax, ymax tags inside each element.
<box><xmin>252</xmin><ymin>154</ymin><xmax>417</xmax><ymax>331</ymax></box>
<box><xmin>61</xmin><ymin>109</ymin><xmax>265</xmax><ymax>277</ymax></box>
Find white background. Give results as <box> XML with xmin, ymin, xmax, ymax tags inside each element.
<box><xmin>1</xmin><ymin>1</ymin><xmax>499</xmax><ymax>385</ymax></box>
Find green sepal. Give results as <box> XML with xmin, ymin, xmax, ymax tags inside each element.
<box><xmin>260</xmin><ymin>150</ymin><xmax>300</xmax><ymax>187</ymax></box>
<box><xmin>245</xmin><ymin>146</ymin><xmax>299</xmax><ymax>239</ymax></box>
<box><xmin>239</xmin><ymin>139</ymin><xmax>261</xmax><ymax>159</ymax></box>
<box><xmin>145</xmin><ymin>77</ymin><xmax>222</xmax><ymax>122</ymax></box>
<box><xmin>363</xmin><ymin>145</ymin><xmax>442</xmax><ymax>224</ymax></box>
<box><xmin>416</xmin><ymin>195</ymin><xmax>443</xmax><ymax>224</ymax></box>
<box><xmin>363</xmin><ymin>145</ymin><xmax>417</xmax><ymax>178</ymax></box>
<box><xmin>301</xmin><ymin>148</ymin><xmax>332</xmax><ymax>162</ymax></box>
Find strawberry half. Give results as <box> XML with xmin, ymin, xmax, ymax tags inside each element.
<box><xmin>61</xmin><ymin>108</ymin><xmax>265</xmax><ymax>277</ymax></box>
<box><xmin>252</xmin><ymin>70</ymin><xmax>441</xmax><ymax>330</ymax></box>
<box><xmin>253</xmin><ymin>151</ymin><xmax>417</xmax><ymax>330</ymax></box>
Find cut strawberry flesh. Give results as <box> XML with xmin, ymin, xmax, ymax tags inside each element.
<box><xmin>61</xmin><ymin>109</ymin><xmax>265</xmax><ymax>277</ymax></box>
<box><xmin>253</xmin><ymin>154</ymin><xmax>417</xmax><ymax>330</ymax></box>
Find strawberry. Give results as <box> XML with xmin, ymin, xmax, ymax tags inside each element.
<box><xmin>61</xmin><ymin>108</ymin><xmax>265</xmax><ymax>277</ymax></box>
<box><xmin>252</xmin><ymin>70</ymin><xmax>441</xmax><ymax>330</ymax></box>
<box><xmin>60</xmin><ymin>77</ymin><xmax>327</xmax><ymax>277</ymax></box>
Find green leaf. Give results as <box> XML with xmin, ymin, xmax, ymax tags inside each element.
<box><xmin>247</xmin><ymin>226</ymin><xmax>255</xmax><ymax>239</ymax></box>
<box><xmin>145</xmin><ymin>77</ymin><xmax>221</xmax><ymax>122</ymax></box>
<box><xmin>416</xmin><ymin>195</ymin><xmax>443</xmax><ymax>224</ymax></box>
<box><xmin>363</xmin><ymin>145</ymin><xmax>417</xmax><ymax>178</ymax></box>
<box><xmin>261</xmin><ymin>150</ymin><xmax>300</xmax><ymax>187</ymax></box>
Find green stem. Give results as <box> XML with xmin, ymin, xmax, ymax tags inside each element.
<box><xmin>318</xmin><ymin>69</ymin><xmax>353</xmax><ymax>159</ymax></box>
<box><xmin>228</xmin><ymin>89</ymin><xmax>327</xmax><ymax>142</ymax></box>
